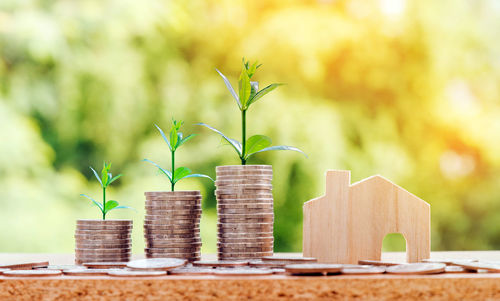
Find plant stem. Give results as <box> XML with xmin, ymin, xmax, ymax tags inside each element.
<box><xmin>102</xmin><ymin>187</ymin><xmax>106</xmax><ymax>220</ymax></box>
<box><xmin>171</xmin><ymin>150</ymin><xmax>175</xmax><ymax>191</ymax></box>
<box><xmin>241</xmin><ymin>109</ymin><xmax>247</xmax><ymax>165</ymax></box>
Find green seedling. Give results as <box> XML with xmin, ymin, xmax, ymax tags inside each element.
<box><xmin>81</xmin><ymin>162</ymin><xmax>134</xmax><ymax>220</ymax></box>
<box><xmin>198</xmin><ymin>59</ymin><xmax>306</xmax><ymax>165</ymax></box>
<box><xmin>144</xmin><ymin>119</ymin><xmax>213</xmax><ymax>191</ymax></box>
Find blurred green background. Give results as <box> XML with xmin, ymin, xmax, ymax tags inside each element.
<box><xmin>1</xmin><ymin>0</ymin><xmax>500</xmax><ymax>254</ymax></box>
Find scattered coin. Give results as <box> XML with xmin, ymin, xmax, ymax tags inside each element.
<box><xmin>213</xmin><ymin>268</ymin><xmax>273</xmax><ymax>276</ymax></box>
<box><xmin>169</xmin><ymin>267</ymin><xmax>215</xmax><ymax>275</ymax></box>
<box><xmin>386</xmin><ymin>263</ymin><xmax>446</xmax><ymax>275</ymax></box>
<box><xmin>0</xmin><ymin>261</ymin><xmax>49</xmax><ymax>270</ymax></box>
<box><xmin>248</xmin><ymin>260</ymin><xmax>286</xmax><ymax>268</ymax></box>
<box><xmin>63</xmin><ymin>268</ymin><xmax>121</xmax><ymax>276</ymax></box>
<box><xmin>341</xmin><ymin>266</ymin><xmax>386</xmax><ymax>275</ymax></box>
<box><xmin>445</xmin><ymin>265</ymin><xmax>468</xmax><ymax>273</ymax></box>
<box><xmin>421</xmin><ymin>258</ymin><xmax>477</xmax><ymax>265</ymax></box>
<box><xmin>193</xmin><ymin>260</ymin><xmax>249</xmax><ymax>268</ymax></box>
<box><xmin>108</xmin><ymin>270</ymin><xmax>167</xmax><ymax>277</ymax></box>
<box><xmin>358</xmin><ymin>260</ymin><xmax>401</xmax><ymax>266</ymax></box>
<box><xmin>285</xmin><ymin>264</ymin><xmax>343</xmax><ymax>275</ymax></box>
<box><xmin>35</xmin><ymin>265</ymin><xmax>80</xmax><ymax>271</ymax></box>
<box><xmin>3</xmin><ymin>270</ymin><xmax>62</xmax><ymax>277</ymax></box>
<box><xmin>451</xmin><ymin>261</ymin><xmax>500</xmax><ymax>272</ymax></box>
<box><xmin>127</xmin><ymin>258</ymin><xmax>187</xmax><ymax>271</ymax></box>
<box><xmin>83</xmin><ymin>262</ymin><xmax>129</xmax><ymax>269</ymax></box>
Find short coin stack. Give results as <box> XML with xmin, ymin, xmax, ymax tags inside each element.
<box><xmin>74</xmin><ymin>220</ymin><xmax>132</xmax><ymax>265</ymax></box>
<box><xmin>144</xmin><ymin>191</ymin><xmax>202</xmax><ymax>261</ymax></box>
<box><xmin>215</xmin><ymin>165</ymin><xmax>274</xmax><ymax>260</ymax></box>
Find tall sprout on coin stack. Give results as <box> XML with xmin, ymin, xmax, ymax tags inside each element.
<box><xmin>144</xmin><ymin>119</ymin><xmax>213</xmax><ymax>190</ymax></box>
<box><xmin>81</xmin><ymin>162</ymin><xmax>134</xmax><ymax>220</ymax></box>
<box><xmin>197</xmin><ymin>59</ymin><xmax>306</xmax><ymax>164</ymax></box>
<box><xmin>197</xmin><ymin>59</ymin><xmax>307</xmax><ymax>260</ymax></box>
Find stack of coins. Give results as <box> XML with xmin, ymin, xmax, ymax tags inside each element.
<box><xmin>144</xmin><ymin>191</ymin><xmax>202</xmax><ymax>261</ymax></box>
<box><xmin>74</xmin><ymin>220</ymin><xmax>132</xmax><ymax>265</ymax></box>
<box><xmin>215</xmin><ymin>165</ymin><xmax>274</xmax><ymax>260</ymax></box>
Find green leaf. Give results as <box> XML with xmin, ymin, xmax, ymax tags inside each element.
<box><xmin>81</xmin><ymin>194</ymin><xmax>103</xmax><ymax>212</ymax></box>
<box><xmin>250</xmin><ymin>81</ymin><xmax>259</xmax><ymax>101</ymax></box>
<box><xmin>114</xmin><ymin>205</ymin><xmax>136</xmax><ymax>212</ymax></box>
<box><xmin>244</xmin><ymin>135</ymin><xmax>272</xmax><ymax>159</ymax></box>
<box><xmin>170</xmin><ymin>126</ymin><xmax>178</xmax><ymax>151</ymax></box>
<box><xmin>238</xmin><ymin>65</ymin><xmax>252</xmax><ymax>109</ymax></box>
<box><xmin>173</xmin><ymin>166</ymin><xmax>192</xmax><ymax>183</ymax></box>
<box><xmin>155</xmin><ymin>124</ymin><xmax>172</xmax><ymax>151</ymax></box>
<box><xmin>143</xmin><ymin>159</ymin><xmax>173</xmax><ymax>182</ymax></box>
<box><xmin>177</xmin><ymin>134</ymin><xmax>196</xmax><ymax>148</ymax></box>
<box><xmin>247</xmin><ymin>83</ymin><xmax>283</xmax><ymax>107</ymax></box>
<box><xmin>196</xmin><ymin>123</ymin><xmax>242</xmax><ymax>156</ymax></box>
<box><xmin>89</xmin><ymin>167</ymin><xmax>103</xmax><ymax>187</ymax></box>
<box><xmin>175</xmin><ymin>132</ymin><xmax>183</xmax><ymax>148</ymax></box>
<box><xmin>103</xmin><ymin>200</ymin><xmax>119</xmax><ymax>214</ymax></box>
<box><xmin>246</xmin><ymin>145</ymin><xmax>308</xmax><ymax>159</ymax></box>
<box><xmin>101</xmin><ymin>163</ymin><xmax>110</xmax><ymax>188</ymax></box>
<box><xmin>216</xmin><ymin>69</ymin><xmax>241</xmax><ymax>109</ymax></box>
<box><xmin>108</xmin><ymin>174</ymin><xmax>122</xmax><ymax>185</ymax></box>
<box><xmin>246</xmin><ymin>61</ymin><xmax>259</xmax><ymax>78</ymax></box>
<box><xmin>183</xmin><ymin>173</ymin><xmax>214</xmax><ymax>182</ymax></box>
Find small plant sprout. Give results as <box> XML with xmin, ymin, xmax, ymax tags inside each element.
<box><xmin>144</xmin><ymin>119</ymin><xmax>213</xmax><ymax>191</ymax></box>
<box><xmin>198</xmin><ymin>59</ymin><xmax>307</xmax><ymax>165</ymax></box>
<box><xmin>81</xmin><ymin>162</ymin><xmax>134</xmax><ymax>220</ymax></box>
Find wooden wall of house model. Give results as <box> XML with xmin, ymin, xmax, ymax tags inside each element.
<box><xmin>303</xmin><ymin>170</ymin><xmax>430</xmax><ymax>264</ymax></box>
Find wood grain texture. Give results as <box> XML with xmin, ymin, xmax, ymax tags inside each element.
<box><xmin>303</xmin><ymin>170</ymin><xmax>430</xmax><ymax>264</ymax></box>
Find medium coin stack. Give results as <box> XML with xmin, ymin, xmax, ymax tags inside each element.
<box><xmin>215</xmin><ymin>165</ymin><xmax>274</xmax><ymax>260</ymax></box>
<box><xmin>144</xmin><ymin>191</ymin><xmax>202</xmax><ymax>261</ymax></box>
<box><xmin>74</xmin><ymin>220</ymin><xmax>132</xmax><ymax>265</ymax></box>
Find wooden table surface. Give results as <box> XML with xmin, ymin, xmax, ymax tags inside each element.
<box><xmin>1</xmin><ymin>251</ymin><xmax>500</xmax><ymax>300</ymax></box>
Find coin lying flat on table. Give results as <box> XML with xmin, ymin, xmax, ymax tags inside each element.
<box><xmin>421</xmin><ymin>258</ymin><xmax>477</xmax><ymax>265</ymax></box>
<box><xmin>285</xmin><ymin>264</ymin><xmax>343</xmax><ymax>275</ymax></box>
<box><xmin>107</xmin><ymin>270</ymin><xmax>167</xmax><ymax>277</ymax></box>
<box><xmin>451</xmin><ymin>261</ymin><xmax>500</xmax><ymax>272</ymax></box>
<box><xmin>341</xmin><ymin>266</ymin><xmax>386</xmax><ymax>275</ymax></box>
<box><xmin>83</xmin><ymin>262</ymin><xmax>129</xmax><ymax>269</ymax></box>
<box><xmin>193</xmin><ymin>260</ymin><xmax>249</xmax><ymax>268</ymax></box>
<box><xmin>63</xmin><ymin>268</ymin><xmax>121</xmax><ymax>276</ymax></box>
<box><xmin>385</xmin><ymin>263</ymin><xmax>446</xmax><ymax>275</ymax></box>
<box><xmin>445</xmin><ymin>265</ymin><xmax>468</xmax><ymax>273</ymax></box>
<box><xmin>3</xmin><ymin>270</ymin><xmax>62</xmax><ymax>277</ymax></box>
<box><xmin>358</xmin><ymin>260</ymin><xmax>401</xmax><ymax>266</ymax></box>
<box><xmin>213</xmin><ymin>268</ymin><xmax>273</xmax><ymax>276</ymax></box>
<box><xmin>35</xmin><ymin>265</ymin><xmax>80</xmax><ymax>271</ymax></box>
<box><xmin>127</xmin><ymin>258</ymin><xmax>187</xmax><ymax>271</ymax></box>
<box><xmin>0</xmin><ymin>261</ymin><xmax>49</xmax><ymax>270</ymax></box>
<box><xmin>169</xmin><ymin>267</ymin><xmax>215</xmax><ymax>275</ymax></box>
<box><xmin>248</xmin><ymin>260</ymin><xmax>286</xmax><ymax>268</ymax></box>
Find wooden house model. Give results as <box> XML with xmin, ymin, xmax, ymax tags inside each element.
<box><xmin>303</xmin><ymin>170</ymin><xmax>430</xmax><ymax>264</ymax></box>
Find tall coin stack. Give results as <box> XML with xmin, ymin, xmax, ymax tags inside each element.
<box><xmin>144</xmin><ymin>191</ymin><xmax>202</xmax><ymax>261</ymax></box>
<box><xmin>74</xmin><ymin>220</ymin><xmax>132</xmax><ymax>265</ymax></box>
<box><xmin>215</xmin><ymin>165</ymin><xmax>274</xmax><ymax>260</ymax></box>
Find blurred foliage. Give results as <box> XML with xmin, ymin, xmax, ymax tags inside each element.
<box><xmin>1</xmin><ymin>0</ymin><xmax>500</xmax><ymax>254</ymax></box>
